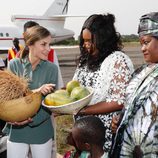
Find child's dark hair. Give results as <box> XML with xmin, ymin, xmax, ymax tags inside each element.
<box><xmin>78</xmin><ymin>13</ymin><xmax>123</xmax><ymax>71</ymax></box>
<box><xmin>74</xmin><ymin>116</ymin><xmax>106</xmax><ymax>147</ymax></box>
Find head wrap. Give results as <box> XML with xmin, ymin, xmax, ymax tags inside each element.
<box><xmin>138</xmin><ymin>12</ymin><xmax>158</xmax><ymax>37</ymax></box>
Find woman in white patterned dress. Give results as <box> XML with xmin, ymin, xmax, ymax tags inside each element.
<box><xmin>73</xmin><ymin>14</ymin><xmax>134</xmax><ymax>152</ymax></box>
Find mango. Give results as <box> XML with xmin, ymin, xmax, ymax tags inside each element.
<box><xmin>70</xmin><ymin>87</ymin><xmax>90</xmax><ymax>100</ymax></box>
<box><xmin>55</xmin><ymin>89</ymin><xmax>69</xmax><ymax>96</ymax></box>
<box><xmin>66</xmin><ymin>80</ymin><xmax>80</xmax><ymax>94</ymax></box>
<box><xmin>44</xmin><ymin>93</ymin><xmax>55</xmax><ymax>106</ymax></box>
<box><xmin>44</xmin><ymin>93</ymin><xmax>73</xmax><ymax>106</ymax></box>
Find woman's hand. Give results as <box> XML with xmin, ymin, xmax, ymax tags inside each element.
<box><xmin>34</xmin><ymin>84</ymin><xmax>55</xmax><ymax>95</ymax></box>
<box><xmin>8</xmin><ymin>117</ymin><xmax>33</xmax><ymax>126</ymax></box>
<box><xmin>111</xmin><ymin>114</ymin><xmax>120</xmax><ymax>133</ymax></box>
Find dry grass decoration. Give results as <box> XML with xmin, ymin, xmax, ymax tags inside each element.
<box><xmin>0</xmin><ymin>70</ymin><xmax>41</xmax><ymax>122</ymax></box>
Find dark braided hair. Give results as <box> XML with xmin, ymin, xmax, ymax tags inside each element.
<box><xmin>78</xmin><ymin>14</ymin><xmax>123</xmax><ymax>71</ymax></box>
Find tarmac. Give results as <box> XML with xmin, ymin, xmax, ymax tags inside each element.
<box><xmin>0</xmin><ymin>45</ymin><xmax>144</xmax><ymax>85</ymax></box>
<box><xmin>54</xmin><ymin>45</ymin><xmax>144</xmax><ymax>85</ymax></box>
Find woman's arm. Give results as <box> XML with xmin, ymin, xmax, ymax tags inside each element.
<box><xmin>78</xmin><ymin>101</ymin><xmax>123</xmax><ymax>115</ymax></box>
<box><xmin>78</xmin><ymin>54</ymin><xmax>133</xmax><ymax>115</ymax></box>
<box><xmin>32</xmin><ymin>83</ymin><xmax>55</xmax><ymax>95</ymax></box>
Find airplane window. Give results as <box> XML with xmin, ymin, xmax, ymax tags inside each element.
<box><xmin>0</xmin><ymin>33</ymin><xmax>3</xmax><ymax>37</ymax></box>
<box><xmin>6</xmin><ymin>33</ymin><xmax>9</xmax><ymax>37</ymax></box>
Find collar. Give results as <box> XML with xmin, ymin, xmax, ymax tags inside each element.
<box><xmin>21</xmin><ymin>56</ymin><xmax>45</xmax><ymax>68</ymax></box>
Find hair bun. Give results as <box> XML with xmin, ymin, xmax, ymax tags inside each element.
<box><xmin>105</xmin><ymin>13</ymin><xmax>115</xmax><ymax>24</ymax></box>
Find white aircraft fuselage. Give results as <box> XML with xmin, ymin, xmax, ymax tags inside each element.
<box><xmin>0</xmin><ymin>0</ymin><xmax>74</xmax><ymax>53</ymax></box>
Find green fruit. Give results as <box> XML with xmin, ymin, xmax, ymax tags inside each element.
<box><xmin>55</xmin><ymin>89</ymin><xmax>69</xmax><ymax>96</ymax></box>
<box><xmin>66</xmin><ymin>80</ymin><xmax>80</xmax><ymax>94</ymax></box>
<box><xmin>45</xmin><ymin>93</ymin><xmax>73</xmax><ymax>106</ymax></box>
<box><xmin>53</xmin><ymin>93</ymin><xmax>74</xmax><ymax>106</ymax></box>
<box><xmin>44</xmin><ymin>93</ymin><xmax>55</xmax><ymax>106</ymax></box>
<box><xmin>70</xmin><ymin>87</ymin><xmax>90</xmax><ymax>100</ymax></box>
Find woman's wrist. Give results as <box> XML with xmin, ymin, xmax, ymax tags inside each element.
<box><xmin>32</xmin><ymin>88</ymin><xmax>40</xmax><ymax>93</ymax></box>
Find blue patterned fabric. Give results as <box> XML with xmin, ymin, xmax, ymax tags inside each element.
<box><xmin>111</xmin><ymin>64</ymin><xmax>158</xmax><ymax>157</ymax></box>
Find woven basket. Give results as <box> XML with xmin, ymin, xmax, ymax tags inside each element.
<box><xmin>0</xmin><ymin>92</ymin><xmax>41</xmax><ymax>122</ymax></box>
<box><xmin>0</xmin><ymin>70</ymin><xmax>28</xmax><ymax>101</ymax></box>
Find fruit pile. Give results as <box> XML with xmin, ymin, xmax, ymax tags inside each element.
<box><xmin>44</xmin><ymin>80</ymin><xmax>90</xmax><ymax>106</ymax></box>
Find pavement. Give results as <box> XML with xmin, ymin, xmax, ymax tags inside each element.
<box><xmin>54</xmin><ymin>45</ymin><xmax>144</xmax><ymax>85</ymax></box>
<box><xmin>0</xmin><ymin>45</ymin><xmax>144</xmax><ymax>85</ymax></box>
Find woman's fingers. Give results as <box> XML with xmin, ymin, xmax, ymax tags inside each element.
<box><xmin>41</xmin><ymin>84</ymin><xmax>56</xmax><ymax>95</ymax></box>
<box><xmin>111</xmin><ymin>116</ymin><xmax>119</xmax><ymax>133</ymax></box>
<box><xmin>8</xmin><ymin>118</ymin><xmax>33</xmax><ymax>126</ymax></box>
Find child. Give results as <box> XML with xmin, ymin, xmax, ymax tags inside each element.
<box><xmin>64</xmin><ymin>116</ymin><xmax>108</xmax><ymax>158</ymax></box>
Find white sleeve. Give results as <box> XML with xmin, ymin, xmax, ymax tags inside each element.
<box><xmin>106</xmin><ymin>57</ymin><xmax>133</xmax><ymax>105</ymax></box>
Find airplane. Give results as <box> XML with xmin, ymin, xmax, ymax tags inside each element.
<box><xmin>0</xmin><ymin>0</ymin><xmax>75</xmax><ymax>54</ymax></box>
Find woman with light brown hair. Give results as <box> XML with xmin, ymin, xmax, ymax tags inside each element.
<box><xmin>3</xmin><ymin>25</ymin><xmax>58</xmax><ymax>158</ymax></box>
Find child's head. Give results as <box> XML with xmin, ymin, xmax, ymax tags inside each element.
<box><xmin>68</xmin><ymin>116</ymin><xmax>106</xmax><ymax>151</ymax></box>
<box><xmin>12</xmin><ymin>38</ymin><xmax>19</xmax><ymax>47</ymax></box>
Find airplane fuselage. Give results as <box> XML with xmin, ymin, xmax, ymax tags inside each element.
<box><xmin>0</xmin><ymin>26</ymin><xmax>23</xmax><ymax>54</ymax></box>
<box><xmin>0</xmin><ymin>16</ymin><xmax>74</xmax><ymax>52</ymax></box>
<box><xmin>0</xmin><ymin>0</ymin><xmax>75</xmax><ymax>54</ymax></box>
<box><xmin>12</xmin><ymin>15</ymin><xmax>74</xmax><ymax>43</ymax></box>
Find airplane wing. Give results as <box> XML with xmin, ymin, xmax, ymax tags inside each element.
<box><xmin>11</xmin><ymin>14</ymin><xmax>87</xmax><ymax>22</ymax></box>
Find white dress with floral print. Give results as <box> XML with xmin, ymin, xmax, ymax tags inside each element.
<box><xmin>73</xmin><ymin>51</ymin><xmax>134</xmax><ymax>151</ymax></box>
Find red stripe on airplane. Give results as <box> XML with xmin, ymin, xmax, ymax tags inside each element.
<box><xmin>0</xmin><ymin>38</ymin><xmax>23</xmax><ymax>40</ymax></box>
<box><xmin>14</xmin><ymin>18</ymin><xmax>64</xmax><ymax>21</ymax></box>
<box><xmin>0</xmin><ymin>35</ymin><xmax>72</xmax><ymax>40</ymax></box>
